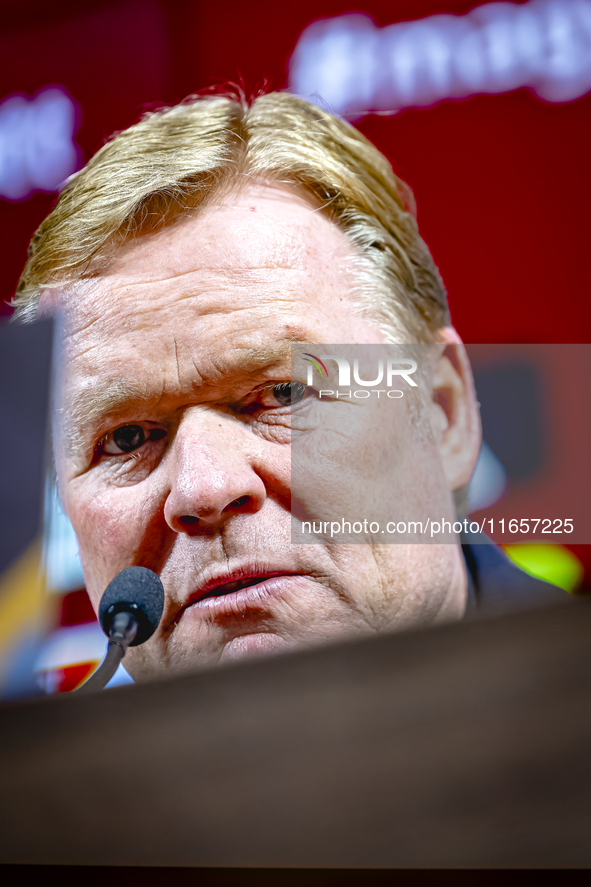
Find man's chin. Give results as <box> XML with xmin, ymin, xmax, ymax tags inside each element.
<box><xmin>219</xmin><ymin>632</ymin><xmax>289</xmax><ymax>662</ymax></box>
<box><xmin>124</xmin><ymin>631</ymin><xmax>294</xmax><ymax>681</ymax></box>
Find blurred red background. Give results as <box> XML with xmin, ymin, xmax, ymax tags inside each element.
<box><xmin>3</xmin><ymin>0</ymin><xmax>590</xmax><ymax>343</ymax></box>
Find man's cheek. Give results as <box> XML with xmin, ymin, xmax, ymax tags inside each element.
<box><xmin>65</xmin><ymin>482</ymin><xmax>146</xmax><ymax>606</ymax></box>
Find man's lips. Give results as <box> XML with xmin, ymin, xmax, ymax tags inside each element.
<box><xmin>174</xmin><ymin>569</ymin><xmax>301</xmax><ymax>622</ymax></box>
<box><xmin>198</xmin><ymin>575</ymin><xmax>280</xmax><ymax>601</ymax></box>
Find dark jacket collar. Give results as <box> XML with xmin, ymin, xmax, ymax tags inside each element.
<box><xmin>462</xmin><ymin>535</ymin><xmax>565</xmax><ymax>615</ymax></box>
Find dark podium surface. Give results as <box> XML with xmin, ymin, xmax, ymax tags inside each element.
<box><xmin>1</xmin><ymin>598</ymin><xmax>590</xmax><ymax>868</ymax></box>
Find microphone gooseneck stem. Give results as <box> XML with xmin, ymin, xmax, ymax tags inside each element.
<box><xmin>77</xmin><ymin>641</ymin><xmax>125</xmax><ymax>694</ymax></box>
<box><xmin>77</xmin><ymin>612</ymin><xmax>138</xmax><ymax>694</ymax></box>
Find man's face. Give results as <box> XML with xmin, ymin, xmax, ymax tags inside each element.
<box><xmin>55</xmin><ymin>182</ymin><xmax>468</xmax><ymax>680</ymax></box>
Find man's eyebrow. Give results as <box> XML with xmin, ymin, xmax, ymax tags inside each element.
<box><xmin>63</xmin><ymin>379</ymin><xmax>152</xmax><ymax>456</ymax></box>
<box><xmin>211</xmin><ymin>342</ymin><xmax>296</xmax><ymax>378</ymax></box>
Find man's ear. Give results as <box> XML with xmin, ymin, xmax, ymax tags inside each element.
<box><xmin>429</xmin><ymin>327</ymin><xmax>482</xmax><ymax>491</ymax></box>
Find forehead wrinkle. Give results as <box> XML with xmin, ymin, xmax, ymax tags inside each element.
<box><xmin>108</xmin><ymin>258</ymin><xmax>310</xmax><ymax>290</ymax></box>
<box><xmin>77</xmin><ymin>269</ymin><xmax>316</xmax><ymax>337</ymax></box>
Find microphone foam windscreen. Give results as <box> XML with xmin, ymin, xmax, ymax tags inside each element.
<box><xmin>98</xmin><ymin>566</ymin><xmax>165</xmax><ymax>646</ymax></box>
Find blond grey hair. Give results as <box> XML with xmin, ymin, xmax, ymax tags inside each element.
<box><xmin>12</xmin><ymin>89</ymin><xmax>449</xmax><ymax>343</ymax></box>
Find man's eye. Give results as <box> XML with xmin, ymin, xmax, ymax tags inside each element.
<box><xmin>104</xmin><ymin>425</ymin><xmax>145</xmax><ymax>454</ymax></box>
<box><xmin>272</xmin><ymin>382</ymin><xmax>307</xmax><ymax>406</ymax></box>
<box><xmin>102</xmin><ymin>424</ymin><xmax>166</xmax><ymax>456</ymax></box>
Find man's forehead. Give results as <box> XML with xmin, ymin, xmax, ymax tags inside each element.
<box><xmin>97</xmin><ymin>182</ymin><xmax>351</xmax><ymax>286</ymax></box>
<box><xmin>53</xmin><ymin>183</ymin><xmax>356</xmax><ymax>344</ymax></box>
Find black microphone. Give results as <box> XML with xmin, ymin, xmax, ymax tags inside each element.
<box><xmin>77</xmin><ymin>567</ymin><xmax>165</xmax><ymax>693</ymax></box>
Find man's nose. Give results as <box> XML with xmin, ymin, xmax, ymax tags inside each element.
<box><xmin>163</xmin><ymin>410</ymin><xmax>266</xmax><ymax>533</ymax></box>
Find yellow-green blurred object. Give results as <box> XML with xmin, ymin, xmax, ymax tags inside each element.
<box><xmin>0</xmin><ymin>541</ymin><xmax>49</xmax><ymax>690</ymax></box>
<box><xmin>503</xmin><ymin>544</ymin><xmax>583</xmax><ymax>592</ymax></box>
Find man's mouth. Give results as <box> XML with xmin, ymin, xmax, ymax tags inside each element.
<box><xmin>174</xmin><ymin>569</ymin><xmax>301</xmax><ymax>622</ymax></box>
<box><xmin>199</xmin><ymin>576</ymin><xmax>273</xmax><ymax>600</ymax></box>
